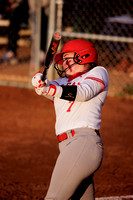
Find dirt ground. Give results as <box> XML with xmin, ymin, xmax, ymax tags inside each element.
<box><xmin>0</xmin><ymin>85</ymin><xmax>133</xmax><ymax>200</ymax></box>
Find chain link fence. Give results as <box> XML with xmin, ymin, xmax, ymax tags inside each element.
<box><xmin>61</xmin><ymin>0</ymin><xmax>133</xmax><ymax>95</ymax></box>
<box><xmin>0</xmin><ymin>0</ymin><xmax>133</xmax><ymax>95</ymax></box>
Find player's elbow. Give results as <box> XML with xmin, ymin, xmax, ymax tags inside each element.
<box><xmin>75</xmin><ymin>86</ymin><xmax>94</xmax><ymax>102</ymax></box>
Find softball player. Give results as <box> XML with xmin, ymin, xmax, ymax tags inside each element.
<box><xmin>32</xmin><ymin>39</ymin><xmax>109</xmax><ymax>200</ymax></box>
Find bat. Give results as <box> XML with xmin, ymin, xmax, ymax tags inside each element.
<box><xmin>41</xmin><ymin>32</ymin><xmax>61</xmax><ymax>81</ymax></box>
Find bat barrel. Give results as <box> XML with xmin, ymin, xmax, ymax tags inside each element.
<box><xmin>41</xmin><ymin>32</ymin><xmax>61</xmax><ymax>81</ymax></box>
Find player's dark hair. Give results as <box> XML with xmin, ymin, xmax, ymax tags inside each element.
<box><xmin>89</xmin><ymin>62</ymin><xmax>97</xmax><ymax>70</ymax></box>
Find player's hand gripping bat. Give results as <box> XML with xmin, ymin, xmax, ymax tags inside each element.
<box><xmin>41</xmin><ymin>32</ymin><xmax>61</xmax><ymax>82</ymax></box>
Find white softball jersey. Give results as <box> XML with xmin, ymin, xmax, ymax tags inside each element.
<box><xmin>46</xmin><ymin>66</ymin><xmax>109</xmax><ymax>136</ymax></box>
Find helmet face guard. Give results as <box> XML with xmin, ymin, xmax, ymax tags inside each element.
<box><xmin>54</xmin><ymin>39</ymin><xmax>98</xmax><ymax>77</ymax></box>
<box><xmin>54</xmin><ymin>56</ymin><xmax>75</xmax><ymax>77</ymax></box>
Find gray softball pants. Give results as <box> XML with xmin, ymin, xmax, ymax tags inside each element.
<box><xmin>45</xmin><ymin>128</ymin><xmax>103</xmax><ymax>200</ymax></box>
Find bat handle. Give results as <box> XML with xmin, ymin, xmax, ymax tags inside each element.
<box><xmin>41</xmin><ymin>67</ymin><xmax>47</xmax><ymax>82</ymax></box>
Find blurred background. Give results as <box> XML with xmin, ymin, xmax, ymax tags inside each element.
<box><xmin>0</xmin><ymin>0</ymin><xmax>133</xmax><ymax>96</ymax></box>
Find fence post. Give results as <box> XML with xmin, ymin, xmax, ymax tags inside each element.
<box><xmin>29</xmin><ymin>0</ymin><xmax>41</xmax><ymax>87</ymax></box>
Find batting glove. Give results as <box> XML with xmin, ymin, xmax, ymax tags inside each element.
<box><xmin>32</xmin><ymin>71</ymin><xmax>49</xmax><ymax>96</ymax></box>
<box><xmin>35</xmin><ymin>86</ymin><xmax>48</xmax><ymax>95</ymax></box>
<box><xmin>32</xmin><ymin>71</ymin><xmax>62</xmax><ymax>97</ymax></box>
<box><xmin>32</xmin><ymin>71</ymin><xmax>45</xmax><ymax>88</ymax></box>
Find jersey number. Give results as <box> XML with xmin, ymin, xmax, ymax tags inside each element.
<box><xmin>67</xmin><ymin>101</ymin><xmax>74</xmax><ymax>112</ymax></box>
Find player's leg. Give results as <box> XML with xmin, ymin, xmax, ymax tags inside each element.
<box><xmin>45</xmin><ymin>129</ymin><xmax>103</xmax><ymax>200</ymax></box>
<box><xmin>80</xmin><ymin>177</ymin><xmax>95</xmax><ymax>200</ymax></box>
<box><xmin>71</xmin><ymin>174</ymin><xmax>95</xmax><ymax>200</ymax></box>
<box><xmin>45</xmin><ymin>136</ymin><xmax>88</xmax><ymax>200</ymax></box>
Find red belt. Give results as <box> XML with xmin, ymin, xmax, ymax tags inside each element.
<box><xmin>57</xmin><ymin>129</ymin><xmax>100</xmax><ymax>143</ymax></box>
<box><xmin>57</xmin><ymin>130</ymin><xmax>75</xmax><ymax>143</ymax></box>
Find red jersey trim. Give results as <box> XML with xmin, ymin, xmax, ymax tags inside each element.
<box><xmin>85</xmin><ymin>77</ymin><xmax>105</xmax><ymax>92</ymax></box>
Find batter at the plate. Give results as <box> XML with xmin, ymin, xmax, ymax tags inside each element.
<box><xmin>32</xmin><ymin>39</ymin><xmax>109</xmax><ymax>200</ymax></box>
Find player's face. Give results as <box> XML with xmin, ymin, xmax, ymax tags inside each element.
<box><xmin>62</xmin><ymin>52</ymin><xmax>89</xmax><ymax>77</ymax></box>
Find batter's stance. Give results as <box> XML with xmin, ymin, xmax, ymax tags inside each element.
<box><xmin>32</xmin><ymin>39</ymin><xmax>109</xmax><ymax>200</ymax></box>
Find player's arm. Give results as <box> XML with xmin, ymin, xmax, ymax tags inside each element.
<box><xmin>60</xmin><ymin>80</ymin><xmax>104</xmax><ymax>101</ymax></box>
<box><xmin>32</xmin><ymin>69</ymin><xmax>108</xmax><ymax>101</ymax></box>
<box><xmin>32</xmin><ymin>73</ymin><xmax>104</xmax><ymax>102</ymax></box>
<box><xmin>40</xmin><ymin>80</ymin><xmax>104</xmax><ymax>101</ymax></box>
<box><xmin>59</xmin><ymin>68</ymin><xmax>109</xmax><ymax>101</ymax></box>
<box><xmin>60</xmin><ymin>77</ymin><xmax>106</xmax><ymax>101</ymax></box>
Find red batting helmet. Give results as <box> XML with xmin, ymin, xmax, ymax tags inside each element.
<box><xmin>54</xmin><ymin>39</ymin><xmax>98</xmax><ymax>65</ymax></box>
